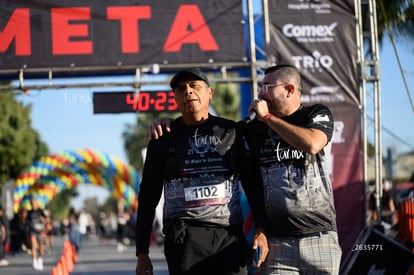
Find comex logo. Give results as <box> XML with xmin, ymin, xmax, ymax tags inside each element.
<box><xmin>283</xmin><ymin>22</ymin><xmax>337</xmax><ymax>43</ymax></box>
<box><xmin>283</xmin><ymin>23</ymin><xmax>337</xmax><ymax>36</ymax></box>
<box><xmin>292</xmin><ymin>51</ymin><xmax>333</xmax><ymax>72</ymax></box>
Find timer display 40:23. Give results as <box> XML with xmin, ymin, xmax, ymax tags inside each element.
<box><xmin>93</xmin><ymin>91</ymin><xmax>178</xmax><ymax>114</ymax></box>
<box><xmin>126</xmin><ymin>91</ymin><xmax>177</xmax><ymax>111</ymax></box>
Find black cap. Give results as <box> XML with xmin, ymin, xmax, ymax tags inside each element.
<box><xmin>170</xmin><ymin>68</ymin><xmax>209</xmax><ymax>90</ymax></box>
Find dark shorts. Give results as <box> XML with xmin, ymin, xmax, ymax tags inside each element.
<box><xmin>163</xmin><ymin>220</ymin><xmax>248</xmax><ymax>275</ymax></box>
<box><xmin>30</xmin><ymin>231</ymin><xmax>46</xmax><ymax>244</ymax></box>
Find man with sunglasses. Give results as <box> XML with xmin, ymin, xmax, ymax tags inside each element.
<box><xmin>245</xmin><ymin>64</ymin><xmax>342</xmax><ymax>274</ymax></box>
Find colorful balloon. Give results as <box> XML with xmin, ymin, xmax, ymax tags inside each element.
<box><xmin>13</xmin><ymin>149</ymin><xmax>140</xmax><ymax>212</ymax></box>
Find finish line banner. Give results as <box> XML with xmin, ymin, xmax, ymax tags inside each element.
<box><xmin>0</xmin><ymin>0</ymin><xmax>244</xmax><ymax>74</ymax></box>
<box><xmin>268</xmin><ymin>0</ymin><xmax>363</xmax><ymax>261</ymax></box>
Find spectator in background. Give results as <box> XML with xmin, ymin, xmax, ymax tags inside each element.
<box><xmin>10</xmin><ymin>208</ymin><xmax>27</xmax><ymax>255</ymax></box>
<box><xmin>127</xmin><ymin>209</ymin><xmax>137</xmax><ymax>245</ymax></box>
<box><xmin>0</xmin><ymin>205</ymin><xmax>9</xmax><ymax>267</ymax></box>
<box><xmin>117</xmin><ymin>202</ymin><xmax>130</xmax><ymax>253</ymax></box>
<box><xmin>78</xmin><ymin>209</ymin><xmax>89</xmax><ymax>241</ymax></box>
<box><xmin>369</xmin><ymin>179</ymin><xmax>398</xmax><ymax>229</ymax></box>
<box><xmin>43</xmin><ymin>207</ymin><xmax>53</xmax><ymax>253</ymax></box>
<box><xmin>98</xmin><ymin>212</ymin><xmax>112</xmax><ymax>243</ymax></box>
<box><xmin>69</xmin><ymin>211</ymin><xmax>81</xmax><ymax>253</ymax></box>
<box><xmin>26</xmin><ymin>198</ymin><xmax>47</xmax><ymax>271</ymax></box>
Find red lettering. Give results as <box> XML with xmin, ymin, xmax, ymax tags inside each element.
<box><xmin>0</xmin><ymin>9</ymin><xmax>31</xmax><ymax>56</ymax></box>
<box><xmin>107</xmin><ymin>6</ymin><xmax>151</xmax><ymax>53</ymax></box>
<box><xmin>164</xmin><ymin>5</ymin><xmax>218</xmax><ymax>52</ymax></box>
<box><xmin>51</xmin><ymin>7</ymin><xmax>92</xmax><ymax>55</ymax></box>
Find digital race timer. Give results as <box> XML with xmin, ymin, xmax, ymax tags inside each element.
<box><xmin>93</xmin><ymin>91</ymin><xmax>178</xmax><ymax>113</ymax></box>
<box><xmin>126</xmin><ymin>91</ymin><xmax>177</xmax><ymax>112</ymax></box>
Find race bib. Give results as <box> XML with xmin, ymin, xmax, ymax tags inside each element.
<box><xmin>184</xmin><ymin>183</ymin><xmax>226</xmax><ymax>208</ymax></box>
<box><xmin>34</xmin><ymin>222</ymin><xmax>45</xmax><ymax>232</ymax></box>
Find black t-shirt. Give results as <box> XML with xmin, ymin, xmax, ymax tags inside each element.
<box><xmin>242</xmin><ymin>104</ymin><xmax>338</xmax><ymax>238</ymax></box>
<box><xmin>27</xmin><ymin>209</ymin><xmax>46</xmax><ymax>233</ymax></box>
<box><xmin>135</xmin><ymin>115</ymin><xmax>265</xmax><ymax>255</ymax></box>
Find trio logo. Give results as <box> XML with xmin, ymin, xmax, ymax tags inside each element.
<box><xmin>291</xmin><ymin>51</ymin><xmax>333</xmax><ymax>71</ymax></box>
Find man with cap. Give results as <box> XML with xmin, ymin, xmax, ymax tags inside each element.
<box><xmin>135</xmin><ymin>69</ymin><xmax>268</xmax><ymax>275</ymax></box>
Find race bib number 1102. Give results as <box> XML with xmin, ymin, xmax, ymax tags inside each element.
<box><xmin>184</xmin><ymin>183</ymin><xmax>226</xmax><ymax>207</ymax></box>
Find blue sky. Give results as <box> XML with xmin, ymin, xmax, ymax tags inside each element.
<box><xmin>376</xmin><ymin>38</ymin><xmax>414</xmax><ymax>155</ymax></box>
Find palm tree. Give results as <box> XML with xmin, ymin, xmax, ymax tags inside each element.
<box><xmin>376</xmin><ymin>0</ymin><xmax>414</xmax><ymax>49</ymax></box>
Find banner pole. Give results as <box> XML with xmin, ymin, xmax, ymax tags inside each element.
<box><xmin>247</xmin><ymin>0</ymin><xmax>258</xmax><ymax>100</ymax></box>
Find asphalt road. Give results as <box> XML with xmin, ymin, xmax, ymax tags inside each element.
<box><xmin>0</xmin><ymin>236</ymin><xmax>168</xmax><ymax>275</ymax></box>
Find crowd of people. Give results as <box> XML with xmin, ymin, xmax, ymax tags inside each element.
<box><xmin>0</xmin><ymin>200</ymin><xmax>138</xmax><ymax>270</ymax></box>
<box><xmin>0</xmin><ymin>199</ymin><xmax>55</xmax><ymax>270</ymax></box>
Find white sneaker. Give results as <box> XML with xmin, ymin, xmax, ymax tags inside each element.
<box><xmin>32</xmin><ymin>258</ymin><xmax>38</xmax><ymax>270</ymax></box>
<box><xmin>117</xmin><ymin>242</ymin><xmax>123</xmax><ymax>252</ymax></box>
<box><xmin>0</xmin><ymin>259</ymin><xmax>9</xmax><ymax>266</ymax></box>
<box><xmin>38</xmin><ymin>258</ymin><xmax>44</xmax><ymax>270</ymax></box>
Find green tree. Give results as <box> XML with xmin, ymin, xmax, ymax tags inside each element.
<box><xmin>210</xmin><ymin>81</ymin><xmax>241</xmax><ymax>122</ymax></box>
<box><xmin>0</xmin><ymin>91</ymin><xmax>48</xmax><ymax>190</ymax></box>
<box><xmin>48</xmin><ymin>188</ymin><xmax>78</xmax><ymax>221</ymax></box>
<box><xmin>123</xmin><ymin>111</ymin><xmax>180</xmax><ymax>173</ymax></box>
<box><xmin>377</xmin><ymin>0</ymin><xmax>414</xmax><ymax>48</ymax></box>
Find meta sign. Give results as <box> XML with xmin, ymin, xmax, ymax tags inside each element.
<box><xmin>0</xmin><ymin>0</ymin><xmax>244</xmax><ymax>74</ymax></box>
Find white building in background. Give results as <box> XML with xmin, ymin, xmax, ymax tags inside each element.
<box><xmin>396</xmin><ymin>151</ymin><xmax>414</xmax><ymax>181</ymax></box>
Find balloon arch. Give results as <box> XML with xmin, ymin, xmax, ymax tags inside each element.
<box><xmin>13</xmin><ymin>148</ymin><xmax>140</xmax><ymax>212</ymax></box>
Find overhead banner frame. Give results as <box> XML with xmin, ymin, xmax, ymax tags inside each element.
<box><xmin>0</xmin><ymin>0</ymin><xmax>246</xmax><ymax>76</ymax></box>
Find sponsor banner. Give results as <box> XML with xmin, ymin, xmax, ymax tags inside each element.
<box><xmin>268</xmin><ymin>0</ymin><xmax>359</xmax><ymax>106</ymax></box>
<box><xmin>0</xmin><ymin>0</ymin><xmax>245</xmax><ymax>73</ymax></box>
<box><xmin>268</xmin><ymin>0</ymin><xmax>363</xmax><ymax>260</ymax></box>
